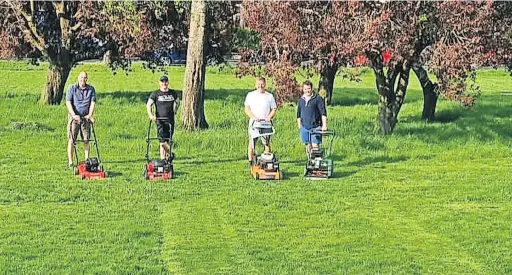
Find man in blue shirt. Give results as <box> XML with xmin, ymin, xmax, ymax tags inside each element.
<box><xmin>296</xmin><ymin>80</ymin><xmax>327</xmax><ymax>155</ymax></box>
<box><xmin>65</xmin><ymin>72</ymin><xmax>96</xmax><ymax>168</ymax></box>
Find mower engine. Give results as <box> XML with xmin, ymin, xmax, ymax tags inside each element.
<box><xmin>257</xmin><ymin>153</ymin><xmax>279</xmax><ymax>171</ymax></box>
<box><xmin>148</xmin><ymin>159</ymin><xmax>172</xmax><ymax>173</ymax></box>
<box><xmin>76</xmin><ymin>157</ymin><xmax>106</xmax><ymax>180</ymax></box>
<box><xmin>85</xmin><ymin>157</ymin><xmax>101</xmax><ymax>172</ymax></box>
<box><xmin>305</xmin><ymin>148</ymin><xmax>333</xmax><ymax>179</ymax></box>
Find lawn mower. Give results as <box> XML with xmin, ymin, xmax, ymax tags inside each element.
<box><xmin>249</xmin><ymin>120</ymin><xmax>282</xmax><ymax>180</ymax></box>
<box><xmin>143</xmin><ymin>118</ymin><xmax>174</xmax><ymax>180</ymax></box>
<box><xmin>71</xmin><ymin>118</ymin><xmax>107</xmax><ymax>180</ymax></box>
<box><xmin>304</xmin><ymin>129</ymin><xmax>335</xmax><ymax>179</ymax></box>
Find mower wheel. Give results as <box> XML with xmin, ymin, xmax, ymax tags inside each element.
<box><xmin>255</xmin><ymin>173</ymin><xmax>259</xmax><ymax>180</ymax></box>
<box><xmin>143</xmin><ymin>166</ymin><xmax>149</xmax><ymax>180</ymax></box>
<box><xmin>327</xmin><ymin>159</ymin><xmax>333</xmax><ymax>178</ymax></box>
<box><xmin>74</xmin><ymin>168</ymin><xmax>79</xmax><ymax>175</ymax></box>
<box><xmin>81</xmin><ymin>175</ymin><xmax>86</xmax><ymax>180</ymax></box>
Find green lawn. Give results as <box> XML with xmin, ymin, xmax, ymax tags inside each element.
<box><xmin>0</xmin><ymin>61</ymin><xmax>511</xmax><ymax>274</ymax></box>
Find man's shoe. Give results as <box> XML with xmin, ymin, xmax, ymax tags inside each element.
<box><xmin>68</xmin><ymin>163</ymin><xmax>75</xmax><ymax>169</ymax></box>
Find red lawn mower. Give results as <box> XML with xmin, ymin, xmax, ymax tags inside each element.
<box><xmin>71</xmin><ymin>118</ymin><xmax>107</xmax><ymax>180</ymax></box>
<box><xmin>143</xmin><ymin>118</ymin><xmax>174</xmax><ymax>180</ymax></box>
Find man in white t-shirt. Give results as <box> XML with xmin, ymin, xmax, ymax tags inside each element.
<box><xmin>244</xmin><ymin>77</ymin><xmax>277</xmax><ymax>164</ymax></box>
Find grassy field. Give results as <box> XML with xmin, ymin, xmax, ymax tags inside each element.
<box><xmin>0</xmin><ymin>60</ymin><xmax>511</xmax><ymax>274</ymax></box>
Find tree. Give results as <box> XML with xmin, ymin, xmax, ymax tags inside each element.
<box><xmin>180</xmin><ymin>1</ymin><xmax>239</xmax><ymax>130</ymax></box>
<box><xmin>0</xmin><ymin>1</ymin><xmax>188</xmax><ymax>105</ymax></box>
<box><xmin>242</xmin><ymin>1</ymin><xmax>504</xmax><ymax>134</ymax></box>
<box><xmin>0</xmin><ymin>1</ymin><xmax>144</xmax><ymax>104</ymax></box>
<box><xmin>181</xmin><ymin>0</ymin><xmax>208</xmax><ymax>130</ymax></box>
<box><xmin>241</xmin><ymin>1</ymin><xmax>365</xmax><ymax>105</ymax></box>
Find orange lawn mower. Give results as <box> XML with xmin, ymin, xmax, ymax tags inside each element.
<box><xmin>249</xmin><ymin>120</ymin><xmax>282</xmax><ymax>180</ymax></box>
<box><xmin>71</xmin><ymin>118</ymin><xmax>107</xmax><ymax>180</ymax></box>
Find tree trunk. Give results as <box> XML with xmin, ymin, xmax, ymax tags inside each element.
<box><xmin>39</xmin><ymin>63</ymin><xmax>71</xmax><ymax>105</ymax></box>
<box><xmin>103</xmin><ymin>50</ymin><xmax>111</xmax><ymax>64</ymax></box>
<box><xmin>412</xmin><ymin>64</ymin><xmax>438</xmax><ymax>122</ymax></box>
<box><xmin>38</xmin><ymin>2</ymin><xmax>74</xmax><ymax>105</ymax></box>
<box><xmin>373</xmin><ymin>63</ymin><xmax>410</xmax><ymax>134</ymax></box>
<box><xmin>377</xmin><ymin>94</ymin><xmax>394</xmax><ymax>134</ymax></box>
<box><xmin>391</xmin><ymin>65</ymin><xmax>411</xmax><ymax>124</ymax></box>
<box><xmin>181</xmin><ymin>0</ymin><xmax>208</xmax><ymax>130</ymax></box>
<box><xmin>318</xmin><ymin>64</ymin><xmax>338</xmax><ymax>105</ymax></box>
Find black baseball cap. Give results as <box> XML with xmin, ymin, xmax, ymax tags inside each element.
<box><xmin>159</xmin><ymin>75</ymin><xmax>169</xmax><ymax>82</ymax></box>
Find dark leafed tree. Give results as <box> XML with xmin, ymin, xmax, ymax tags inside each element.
<box><xmin>0</xmin><ymin>1</ymin><xmax>157</xmax><ymax>104</ymax></box>
<box><xmin>0</xmin><ymin>1</ymin><xmax>191</xmax><ymax>105</ymax></box>
<box><xmin>181</xmin><ymin>0</ymin><xmax>208</xmax><ymax>130</ymax></box>
<box><xmin>361</xmin><ymin>1</ymin><xmax>499</xmax><ymax>132</ymax></box>
<box><xmin>243</xmin><ymin>0</ymin><xmax>504</xmax><ymax>134</ymax></box>
<box><xmin>370</xmin><ymin>1</ymin><xmax>509</xmax><ymax>123</ymax></box>
<box><xmin>241</xmin><ymin>1</ymin><xmax>362</xmax><ymax>106</ymax></box>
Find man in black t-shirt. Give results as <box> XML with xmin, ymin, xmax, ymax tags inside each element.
<box><xmin>146</xmin><ymin>75</ymin><xmax>179</xmax><ymax>160</ymax></box>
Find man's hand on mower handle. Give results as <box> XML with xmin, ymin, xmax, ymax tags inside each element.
<box><xmin>321</xmin><ymin>126</ymin><xmax>327</xmax><ymax>131</ymax></box>
<box><xmin>84</xmin><ymin>115</ymin><xmax>95</xmax><ymax>124</ymax></box>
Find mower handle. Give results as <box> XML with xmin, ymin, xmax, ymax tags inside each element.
<box><xmin>251</xmin><ymin>119</ymin><xmax>273</xmax><ymax>126</ymax></box>
<box><xmin>71</xmin><ymin>116</ymin><xmax>94</xmax><ymax>124</ymax></box>
<box><xmin>309</xmin><ymin>129</ymin><xmax>336</xmax><ymax>136</ymax></box>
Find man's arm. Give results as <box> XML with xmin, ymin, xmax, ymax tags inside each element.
<box><xmin>86</xmin><ymin>102</ymin><xmax>96</xmax><ymax>122</ymax></box>
<box><xmin>318</xmin><ymin>98</ymin><xmax>327</xmax><ymax>130</ymax></box>
<box><xmin>245</xmin><ymin>105</ymin><xmax>257</xmax><ymax>120</ymax></box>
<box><xmin>174</xmin><ymin>99</ymin><xmax>180</xmax><ymax>114</ymax></box>
<box><xmin>65</xmin><ymin>85</ymin><xmax>79</xmax><ymax>121</ymax></box>
<box><xmin>321</xmin><ymin>115</ymin><xmax>327</xmax><ymax>131</ymax></box>
<box><xmin>266</xmin><ymin>108</ymin><xmax>276</xmax><ymax>121</ymax></box>
<box><xmin>66</xmin><ymin>101</ymin><xmax>79</xmax><ymax>121</ymax></box>
<box><xmin>296</xmin><ymin>100</ymin><xmax>302</xmax><ymax>128</ymax></box>
<box><xmin>147</xmin><ymin>98</ymin><xmax>156</xmax><ymax>121</ymax></box>
<box><xmin>85</xmin><ymin>88</ymin><xmax>96</xmax><ymax>122</ymax></box>
<box><xmin>266</xmin><ymin>94</ymin><xmax>277</xmax><ymax>121</ymax></box>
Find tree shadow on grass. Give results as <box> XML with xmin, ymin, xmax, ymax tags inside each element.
<box><xmin>329</xmin><ymin>87</ymin><xmax>421</xmax><ymax>107</ymax></box>
<box><xmin>204</xmin><ymin>88</ymin><xmax>246</xmax><ymax>103</ymax></box>
<box><xmin>345</xmin><ymin>155</ymin><xmax>408</xmax><ymax>168</ymax></box>
<box><xmin>333</xmin><ymin>170</ymin><xmax>357</xmax><ymax>179</ymax></box>
<box><xmin>101</xmin><ymin>90</ymin><xmax>184</xmax><ymax>104</ymax></box>
<box><xmin>179</xmin><ymin>156</ymin><xmax>246</xmax><ymax>166</ymax></box>
<box><xmin>395</xmin><ymin>101</ymin><xmax>512</xmax><ymax>144</ymax></box>
<box><xmin>105</xmin><ymin>158</ymin><xmax>147</xmax><ymax>164</ymax></box>
<box><xmin>106</xmin><ymin>171</ymin><xmax>123</xmax><ymax>178</ymax></box>
<box><xmin>169</xmin><ymin>170</ymin><xmax>188</xmax><ymax>179</ymax></box>
<box><xmin>101</xmin><ymin>89</ymin><xmax>248</xmax><ymax>105</ymax></box>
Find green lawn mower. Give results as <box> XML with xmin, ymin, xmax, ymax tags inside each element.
<box><xmin>304</xmin><ymin>130</ymin><xmax>335</xmax><ymax>179</ymax></box>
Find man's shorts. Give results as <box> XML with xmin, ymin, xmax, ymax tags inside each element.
<box><xmin>68</xmin><ymin>117</ymin><xmax>91</xmax><ymax>142</ymax></box>
<box><xmin>300</xmin><ymin>126</ymin><xmax>322</xmax><ymax>144</ymax></box>
<box><xmin>248</xmin><ymin>125</ymin><xmax>272</xmax><ymax>147</ymax></box>
<box><xmin>157</xmin><ymin>120</ymin><xmax>174</xmax><ymax>143</ymax></box>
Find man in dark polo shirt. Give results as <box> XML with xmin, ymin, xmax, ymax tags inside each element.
<box><xmin>146</xmin><ymin>75</ymin><xmax>179</xmax><ymax>160</ymax></box>
<box><xmin>296</xmin><ymin>80</ymin><xmax>327</xmax><ymax>155</ymax></box>
<box><xmin>66</xmin><ymin>71</ymin><xmax>96</xmax><ymax>168</ymax></box>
